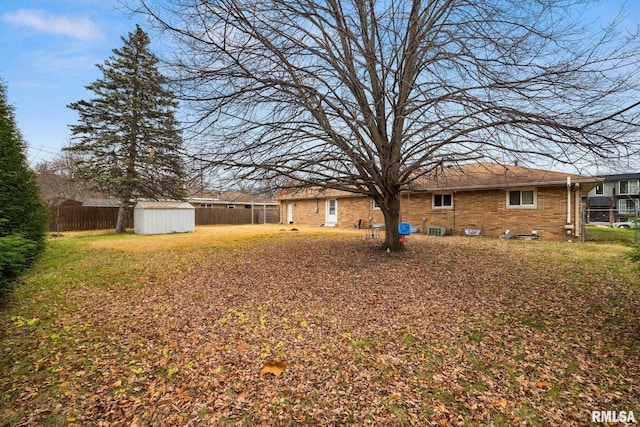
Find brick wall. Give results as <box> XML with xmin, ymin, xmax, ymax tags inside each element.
<box><xmin>281</xmin><ymin>197</ymin><xmax>384</xmax><ymax>228</ymax></box>
<box><xmin>401</xmin><ymin>187</ymin><xmax>581</xmax><ymax>239</ymax></box>
<box><xmin>280</xmin><ymin>185</ymin><xmax>587</xmax><ymax>240</ymax></box>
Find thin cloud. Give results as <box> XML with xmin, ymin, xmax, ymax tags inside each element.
<box><xmin>2</xmin><ymin>9</ymin><xmax>103</xmax><ymax>41</ymax></box>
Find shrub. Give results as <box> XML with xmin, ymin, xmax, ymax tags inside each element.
<box><xmin>626</xmin><ymin>244</ymin><xmax>640</xmax><ymax>270</ymax></box>
<box><xmin>0</xmin><ymin>81</ymin><xmax>49</xmax><ymax>292</ymax></box>
<box><xmin>0</xmin><ymin>234</ymin><xmax>38</xmax><ymax>291</ymax></box>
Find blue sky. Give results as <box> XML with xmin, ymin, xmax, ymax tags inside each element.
<box><xmin>1</xmin><ymin>1</ymin><xmax>639</xmax><ymax>169</ymax></box>
<box><xmin>0</xmin><ymin>0</ymin><xmax>145</xmax><ymax>164</ymax></box>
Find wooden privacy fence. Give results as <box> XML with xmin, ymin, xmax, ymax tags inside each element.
<box><xmin>195</xmin><ymin>207</ymin><xmax>280</xmax><ymax>225</ymax></box>
<box><xmin>49</xmin><ymin>205</ymin><xmax>132</xmax><ymax>232</ymax></box>
<box><xmin>49</xmin><ymin>204</ymin><xmax>280</xmax><ymax>231</ymax></box>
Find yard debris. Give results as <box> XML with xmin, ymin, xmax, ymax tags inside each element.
<box><xmin>1</xmin><ymin>233</ymin><xmax>638</xmax><ymax>426</ymax></box>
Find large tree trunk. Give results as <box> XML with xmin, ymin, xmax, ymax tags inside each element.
<box><xmin>115</xmin><ymin>197</ymin><xmax>130</xmax><ymax>234</ymax></box>
<box><xmin>379</xmin><ymin>191</ymin><xmax>404</xmax><ymax>252</ymax></box>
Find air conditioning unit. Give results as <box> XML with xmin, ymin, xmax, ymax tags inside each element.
<box><xmin>427</xmin><ymin>226</ymin><xmax>446</xmax><ymax>236</ymax></box>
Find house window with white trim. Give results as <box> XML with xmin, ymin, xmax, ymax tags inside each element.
<box><xmin>507</xmin><ymin>189</ymin><xmax>537</xmax><ymax>209</ymax></box>
<box><xmin>433</xmin><ymin>193</ymin><xmax>453</xmax><ymax>209</ymax></box>
<box><xmin>619</xmin><ymin>199</ymin><xmax>638</xmax><ymax>215</ymax></box>
<box><xmin>372</xmin><ymin>199</ymin><xmax>381</xmax><ymax>210</ymax></box>
<box><xmin>594</xmin><ymin>183</ymin><xmax>603</xmax><ymax>195</ymax></box>
<box><xmin>619</xmin><ymin>180</ymin><xmax>639</xmax><ymax>195</ymax></box>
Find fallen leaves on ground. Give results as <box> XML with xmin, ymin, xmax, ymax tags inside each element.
<box><xmin>1</xmin><ymin>233</ymin><xmax>639</xmax><ymax>426</ymax></box>
<box><xmin>260</xmin><ymin>361</ymin><xmax>288</xmax><ymax>377</ymax></box>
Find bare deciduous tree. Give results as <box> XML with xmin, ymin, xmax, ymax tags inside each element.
<box><xmin>138</xmin><ymin>0</ymin><xmax>640</xmax><ymax>250</ymax></box>
<box><xmin>35</xmin><ymin>152</ymin><xmax>96</xmax><ymax>203</ymax></box>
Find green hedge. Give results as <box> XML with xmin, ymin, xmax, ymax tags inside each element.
<box><xmin>0</xmin><ymin>234</ymin><xmax>39</xmax><ymax>288</ymax></box>
<box><xmin>1</xmin><ymin>81</ymin><xmax>49</xmax><ymax>293</ymax></box>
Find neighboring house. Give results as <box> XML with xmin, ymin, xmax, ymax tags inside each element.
<box><xmin>586</xmin><ymin>173</ymin><xmax>640</xmax><ymax>224</ymax></box>
<box><xmin>186</xmin><ymin>189</ymin><xmax>279</xmax><ymax>210</ymax></box>
<box><xmin>276</xmin><ymin>162</ymin><xmax>602</xmax><ymax>241</ymax></box>
<box><xmin>186</xmin><ymin>189</ymin><xmax>280</xmax><ymax>224</ymax></box>
<box><xmin>81</xmin><ymin>197</ymin><xmax>121</xmax><ymax>207</ymax></box>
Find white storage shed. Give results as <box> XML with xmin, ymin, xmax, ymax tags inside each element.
<box><xmin>134</xmin><ymin>201</ymin><xmax>195</xmax><ymax>235</ymax></box>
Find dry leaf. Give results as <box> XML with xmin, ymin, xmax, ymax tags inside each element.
<box><xmin>493</xmin><ymin>398</ymin><xmax>508</xmax><ymax>408</ymax></box>
<box><xmin>260</xmin><ymin>361</ymin><xmax>288</xmax><ymax>377</ymax></box>
<box><xmin>236</xmin><ymin>342</ymin><xmax>251</xmax><ymax>351</ymax></box>
<box><xmin>536</xmin><ymin>381</ymin><xmax>551</xmax><ymax>388</ymax></box>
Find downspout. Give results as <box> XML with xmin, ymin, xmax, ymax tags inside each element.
<box><xmin>574</xmin><ymin>183</ymin><xmax>580</xmax><ymax>238</ymax></box>
<box><xmin>452</xmin><ymin>191</ymin><xmax>457</xmax><ymax>235</ymax></box>
<box><xmin>566</xmin><ymin>177</ymin><xmax>572</xmax><ymax>225</ymax></box>
<box><xmin>564</xmin><ymin>177</ymin><xmax>574</xmax><ymax>237</ymax></box>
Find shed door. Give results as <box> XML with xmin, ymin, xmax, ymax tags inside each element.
<box><xmin>326</xmin><ymin>199</ymin><xmax>338</xmax><ymax>225</ymax></box>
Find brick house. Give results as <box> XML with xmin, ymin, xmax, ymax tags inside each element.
<box><xmin>276</xmin><ymin>162</ymin><xmax>602</xmax><ymax>240</ymax></box>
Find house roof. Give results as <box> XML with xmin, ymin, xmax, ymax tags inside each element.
<box><xmin>82</xmin><ymin>197</ymin><xmax>121</xmax><ymax>207</ymax></box>
<box><xmin>276</xmin><ymin>162</ymin><xmax>603</xmax><ymax>200</ymax></box>
<box><xmin>186</xmin><ymin>189</ymin><xmax>277</xmax><ymax>205</ymax></box>
<box><xmin>275</xmin><ymin>187</ymin><xmax>360</xmax><ymax>200</ymax></box>
<box><xmin>409</xmin><ymin>162</ymin><xmax>602</xmax><ymax>192</ymax></box>
<box><xmin>599</xmin><ymin>172</ymin><xmax>640</xmax><ymax>182</ymax></box>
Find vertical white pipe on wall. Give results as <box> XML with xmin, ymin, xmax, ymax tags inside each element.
<box><xmin>575</xmin><ymin>183</ymin><xmax>580</xmax><ymax>237</ymax></box>
<box><xmin>566</xmin><ymin>177</ymin><xmax>572</xmax><ymax>225</ymax></box>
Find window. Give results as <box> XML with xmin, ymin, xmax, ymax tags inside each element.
<box><xmin>328</xmin><ymin>200</ymin><xmax>336</xmax><ymax>215</ymax></box>
<box><xmin>619</xmin><ymin>199</ymin><xmax>638</xmax><ymax>215</ymax></box>
<box><xmin>433</xmin><ymin>193</ymin><xmax>453</xmax><ymax>209</ymax></box>
<box><xmin>372</xmin><ymin>199</ymin><xmax>381</xmax><ymax>210</ymax></box>
<box><xmin>619</xmin><ymin>180</ymin><xmax>639</xmax><ymax>195</ymax></box>
<box><xmin>595</xmin><ymin>183</ymin><xmax>603</xmax><ymax>195</ymax></box>
<box><xmin>227</xmin><ymin>204</ymin><xmax>235</xmax><ymax>209</ymax></box>
<box><xmin>507</xmin><ymin>189</ymin><xmax>536</xmax><ymax>208</ymax></box>
<box><xmin>200</xmin><ymin>203</ymin><xmax>212</xmax><ymax>209</ymax></box>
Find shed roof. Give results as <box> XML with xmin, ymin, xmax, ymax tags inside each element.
<box><xmin>134</xmin><ymin>201</ymin><xmax>194</xmax><ymax>210</ymax></box>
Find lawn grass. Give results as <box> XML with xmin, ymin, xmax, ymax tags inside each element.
<box><xmin>1</xmin><ymin>226</ymin><xmax>639</xmax><ymax>426</ymax></box>
<box><xmin>585</xmin><ymin>224</ymin><xmax>640</xmax><ymax>245</ymax></box>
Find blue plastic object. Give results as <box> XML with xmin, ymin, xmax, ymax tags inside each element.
<box><xmin>398</xmin><ymin>222</ymin><xmax>411</xmax><ymax>235</ymax></box>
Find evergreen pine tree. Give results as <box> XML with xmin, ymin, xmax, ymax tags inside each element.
<box><xmin>67</xmin><ymin>25</ymin><xmax>186</xmax><ymax>233</ymax></box>
<box><xmin>0</xmin><ymin>80</ymin><xmax>49</xmax><ymax>291</ymax></box>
